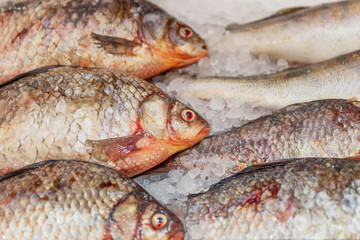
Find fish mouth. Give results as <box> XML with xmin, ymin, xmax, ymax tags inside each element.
<box><xmin>169</xmin><ymin>230</ymin><xmax>184</xmax><ymax>240</ymax></box>
<box><xmin>196</xmin><ymin>125</ymin><xmax>211</xmax><ymax>139</ymax></box>
<box><xmin>188</xmin><ymin>45</ymin><xmax>208</xmax><ymax>60</ymax></box>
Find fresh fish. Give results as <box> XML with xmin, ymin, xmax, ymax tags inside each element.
<box><xmin>151</xmin><ymin>99</ymin><xmax>360</xmax><ymax>180</ymax></box>
<box><xmin>186</xmin><ymin>158</ymin><xmax>360</xmax><ymax>239</ymax></box>
<box><xmin>223</xmin><ymin>0</ymin><xmax>360</xmax><ymax>63</ymax></box>
<box><xmin>0</xmin><ymin>66</ymin><xmax>210</xmax><ymax>177</ymax></box>
<box><xmin>0</xmin><ymin>0</ymin><xmax>207</xmax><ymax>82</ymax></box>
<box><xmin>178</xmin><ymin>50</ymin><xmax>360</xmax><ymax>109</ymax></box>
<box><xmin>0</xmin><ymin>160</ymin><xmax>184</xmax><ymax>240</ymax></box>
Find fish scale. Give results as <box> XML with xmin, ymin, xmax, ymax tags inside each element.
<box><xmin>0</xmin><ymin>0</ymin><xmax>207</xmax><ymax>82</ymax></box>
<box><xmin>0</xmin><ymin>66</ymin><xmax>210</xmax><ymax>177</ymax></box>
<box><xmin>0</xmin><ymin>160</ymin><xmax>184</xmax><ymax>240</ymax></box>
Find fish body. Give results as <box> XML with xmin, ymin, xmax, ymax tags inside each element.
<box><xmin>180</xmin><ymin>50</ymin><xmax>360</xmax><ymax>109</ymax></box>
<box><xmin>153</xmin><ymin>99</ymin><xmax>360</xmax><ymax>179</ymax></box>
<box><xmin>0</xmin><ymin>0</ymin><xmax>207</xmax><ymax>82</ymax></box>
<box><xmin>186</xmin><ymin>158</ymin><xmax>360</xmax><ymax>239</ymax></box>
<box><xmin>0</xmin><ymin>66</ymin><xmax>209</xmax><ymax>177</ymax></box>
<box><xmin>0</xmin><ymin>160</ymin><xmax>184</xmax><ymax>240</ymax></box>
<box><xmin>224</xmin><ymin>0</ymin><xmax>360</xmax><ymax>63</ymax></box>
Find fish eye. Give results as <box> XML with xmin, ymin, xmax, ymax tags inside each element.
<box><xmin>181</xmin><ymin>109</ymin><xmax>196</xmax><ymax>123</ymax></box>
<box><xmin>179</xmin><ymin>26</ymin><xmax>193</xmax><ymax>38</ymax></box>
<box><xmin>151</xmin><ymin>213</ymin><xmax>168</xmax><ymax>229</ymax></box>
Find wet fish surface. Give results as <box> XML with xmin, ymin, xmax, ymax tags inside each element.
<box><xmin>0</xmin><ymin>66</ymin><xmax>210</xmax><ymax>177</ymax></box>
<box><xmin>152</xmin><ymin>99</ymin><xmax>360</xmax><ymax>179</ymax></box>
<box><xmin>178</xmin><ymin>50</ymin><xmax>360</xmax><ymax>109</ymax></box>
<box><xmin>223</xmin><ymin>0</ymin><xmax>360</xmax><ymax>63</ymax></box>
<box><xmin>0</xmin><ymin>160</ymin><xmax>184</xmax><ymax>240</ymax></box>
<box><xmin>186</xmin><ymin>158</ymin><xmax>360</xmax><ymax>239</ymax></box>
<box><xmin>0</xmin><ymin>0</ymin><xmax>207</xmax><ymax>82</ymax></box>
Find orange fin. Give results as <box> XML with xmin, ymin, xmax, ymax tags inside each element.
<box><xmin>91</xmin><ymin>32</ymin><xmax>141</xmax><ymax>55</ymax></box>
<box><xmin>87</xmin><ymin>135</ymin><xmax>144</xmax><ymax>163</ymax></box>
<box><xmin>347</xmin><ymin>156</ymin><xmax>360</xmax><ymax>161</ymax></box>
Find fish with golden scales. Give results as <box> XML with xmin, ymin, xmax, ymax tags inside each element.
<box><xmin>0</xmin><ymin>0</ymin><xmax>207</xmax><ymax>83</ymax></box>
<box><xmin>223</xmin><ymin>0</ymin><xmax>360</xmax><ymax>64</ymax></box>
<box><xmin>0</xmin><ymin>160</ymin><xmax>184</xmax><ymax>240</ymax></box>
<box><xmin>179</xmin><ymin>50</ymin><xmax>360</xmax><ymax>109</ymax></box>
<box><xmin>186</xmin><ymin>158</ymin><xmax>360</xmax><ymax>239</ymax></box>
<box><xmin>0</xmin><ymin>66</ymin><xmax>210</xmax><ymax>177</ymax></box>
<box><xmin>151</xmin><ymin>99</ymin><xmax>360</xmax><ymax>180</ymax></box>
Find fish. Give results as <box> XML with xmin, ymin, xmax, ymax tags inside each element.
<box><xmin>0</xmin><ymin>0</ymin><xmax>208</xmax><ymax>83</ymax></box>
<box><xmin>186</xmin><ymin>158</ymin><xmax>360</xmax><ymax>239</ymax></box>
<box><xmin>223</xmin><ymin>0</ymin><xmax>360</xmax><ymax>64</ymax></box>
<box><xmin>150</xmin><ymin>99</ymin><xmax>360</xmax><ymax>180</ymax></box>
<box><xmin>0</xmin><ymin>66</ymin><xmax>210</xmax><ymax>177</ymax></box>
<box><xmin>176</xmin><ymin>50</ymin><xmax>360</xmax><ymax>109</ymax></box>
<box><xmin>0</xmin><ymin>160</ymin><xmax>184</xmax><ymax>240</ymax></box>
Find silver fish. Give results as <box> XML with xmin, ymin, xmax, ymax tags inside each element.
<box><xmin>224</xmin><ymin>0</ymin><xmax>360</xmax><ymax>63</ymax></box>
<box><xmin>176</xmin><ymin>50</ymin><xmax>360</xmax><ymax>110</ymax></box>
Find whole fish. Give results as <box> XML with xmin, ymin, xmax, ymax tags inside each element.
<box><xmin>152</xmin><ymin>99</ymin><xmax>360</xmax><ymax>179</ymax></box>
<box><xmin>178</xmin><ymin>50</ymin><xmax>360</xmax><ymax>109</ymax></box>
<box><xmin>186</xmin><ymin>158</ymin><xmax>360</xmax><ymax>239</ymax></box>
<box><xmin>0</xmin><ymin>160</ymin><xmax>184</xmax><ymax>240</ymax></box>
<box><xmin>0</xmin><ymin>0</ymin><xmax>207</xmax><ymax>82</ymax></box>
<box><xmin>223</xmin><ymin>0</ymin><xmax>360</xmax><ymax>64</ymax></box>
<box><xmin>0</xmin><ymin>66</ymin><xmax>210</xmax><ymax>177</ymax></box>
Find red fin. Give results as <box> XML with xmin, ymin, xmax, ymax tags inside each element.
<box><xmin>87</xmin><ymin>134</ymin><xmax>144</xmax><ymax>164</ymax></box>
<box><xmin>347</xmin><ymin>156</ymin><xmax>360</xmax><ymax>161</ymax></box>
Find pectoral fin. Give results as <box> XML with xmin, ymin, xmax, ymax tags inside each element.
<box><xmin>86</xmin><ymin>134</ymin><xmax>144</xmax><ymax>163</ymax></box>
<box><xmin>91</xmin><ymin>32</ymin><xmax>141</xmax><ymax>55</ymax></box>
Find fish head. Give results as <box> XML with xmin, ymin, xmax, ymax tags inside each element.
<box><xmin>140</xmin><ymin>94</ymin><xmax>210</xmax><ymax>156</ymax></box>
<box><xmin>140</xmin><ymin>9</ymin><xmax>208</xmax><ymax>69</ymax></box>
<box><xmin>108</xmin><ymin>193</ymin><xmax>184</xmax><ymax>240</ymax></box>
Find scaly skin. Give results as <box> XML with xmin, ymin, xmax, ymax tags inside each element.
<box><xmin>0</xmin><ymin>0</ymin><xmax>207</xmax><ymax>82</ymax></box>
<box><xmin>186</xmin><ymin>158</ymin><xmax>360</xmax><ymax>239</ymax></box>
<box><xmin>0</xmin><ymin>160</ymin><xmax>184</xmax><ymax>240</ymax></box>
<box><xmin>154</xmin><ymin>99</ymin><xmax>360</xmax><ymax>179</ymax></box>
<box><xmin>0</xmin><ymin>66</ymin><xmax>210</xmax><ymax>177</ymax></box>
<box><xmin>223</xmin><ymin>0</ymin><xmax>360</xmax><ymax>63</ymax></box>
<box><xmin>181</xmin><ymin>50</ymin><xmax>360</xmax><ymax>109</ymax></box>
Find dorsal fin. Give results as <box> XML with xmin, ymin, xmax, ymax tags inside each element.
<box><xmin>0</xmin><ymin>160</ymin><xmax>59</xmax><ymax>182</ymax></box>
<box><xmin>0</xmin><ymin>65</ymin><xmax>66</xmax><ymax>88</ymax></box>
<box><xmin>226</xmin><ymin>6</ymin><xmax>308</xmax><ymax>31</ymax></box>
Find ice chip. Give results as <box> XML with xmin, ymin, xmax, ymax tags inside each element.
<box><xmin>209</xmin><ymin>95</ymin><xmax>226</xmax><ymax>111</ymax></box>
<box><xmin>177</xmin><ymin>174</ymin><xmax>197</xmax><ymax>195</ymax></box>
<box><xmin>188</xmin><ymin>167</ymin><xmax>201</xmax><ymax>178</ymax></box>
